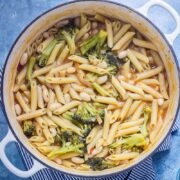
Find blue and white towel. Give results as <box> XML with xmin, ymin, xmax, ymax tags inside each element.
<box><xmin>18</xmin><ymin>123</ymin><xmax>178</xmax><ymax>180</ymax></box>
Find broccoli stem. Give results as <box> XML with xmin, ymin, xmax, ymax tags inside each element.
<box><xmin>80</xmin><ymin>34</ymin><xmax>99</xmax><ymax>55</ymax></box>
<box><xmin>26</xmin><ymin>56</ymin><xmax>36</xmax><ymax>82</ymax></box>
<box><xmin>38</xmin><ymin>38</ymin><xmax>58</xmax><ymax>67</ymax></box>
<box><xmin>141</xmin><ymin>106</ymin><xmax>151</xmax><ymax>137</ymax></box>
<box><xmin>80</xmin><ymin>30</ymin><xmax>107</xmax><ymax>55</ymax></box>
<box><xmin>47</xmin><ymin>144</ymin><xmax>84</xmax><ymax>159</ymax></box>
<box><xmin>92</xmin><ymin>82</ymin><xmax>110</xmax><ymax>96</ymax></box>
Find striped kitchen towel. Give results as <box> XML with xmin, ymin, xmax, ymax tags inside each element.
<box><xmin>18</xmin><ymin>123</ymin><xmax>178</xmax><ymax>180</ymax></box>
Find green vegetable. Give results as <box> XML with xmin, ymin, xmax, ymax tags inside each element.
<box><xmin>92</xmin><ymin>82</ymin><xmax>111</xmax><ymax>96</ymax></box>
<box><xmin>62</xmin><ymin>111</ymin><xmax>93</xmax><ymax>137</ymax></box>
<box><xmin>86</xmin><ymin>157</ymin><xmax>115</xmax><ymax>170</ymax></box>
<box><xmin>80</xmin><ymin>30</ymin><xmax>107</xmax><ymax>55</ymax></box>
<box><xmin>26</xmin><ymin>56</ymin><xmax>36</xmax><ymax>82</ymax></box>
<box><xmin>38</xmin><ymin>39</ymin><xmax>58</xmax><ymax>67</ymax></box>
<box><xmin>58</xmin><ymin>25</ymin><xmax>78</xmax><ymax>54</ymax></box>
<box><xmin>48</xmin><ymin>131</ymin><xmax>85</xmax><ymax>159</ymax></box>
<box><xmin>23</xmin><ymin>120</ymin><xmax>35</xmax><ymax>137</ymax></box>
<box><xmin>73</xmin><ymin>102</ymin><xmax>97</xmax><ymax>124</ymax></box>
<box><xmin>110</xmin><ymin>134</ymin><xmax>148</xmax><ymax>149</ymax></box>
<box><xmin>141</xmin><ymin>106</ymin><xmax>151</xmax><ymax>137</ymax></box>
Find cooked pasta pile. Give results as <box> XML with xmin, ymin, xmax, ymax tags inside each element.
<box><xmin>13</xmin><ymin>13</ymin><xmax>169</xmax><ymax>171</ymax></box>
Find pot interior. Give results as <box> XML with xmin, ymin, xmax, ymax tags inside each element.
<box><xmin>2</xmin><ymin>0</ymin><xmax>179</xmax><ymax>177</ymax></box>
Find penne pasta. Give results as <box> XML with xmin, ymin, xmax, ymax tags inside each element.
<box><xmin>43</xmin><ymin>127</ymin><xmax>54</xmax><ymax>143</ymax></box>
<box><xmin>130</xmin><ymin>49</ymin><xmax>149</xmax><ymax>63</ymax></box>
<box><xmin>54</xmin><ymin>85</ymin><xmax>65</xmax><ymax>104</ymax></box>
<box><xmin>121</xmin><ymin>80</ymin><xmax>144</xmax><ymax>96</ymax></box>
<box><xmin>138</xmin><ymin>82</ymin><xmax>163</xmax><ymax>98</ymax></box>
<box><xmin>36</xmin><ymin>117</ymin><xmax>48</xmax><ymax>129</ymax></box>
<box><xmin>17</xmin><ymin>109</ymin><xmax>47</xmax><ymax>121</ymax></box>
<box><xmin>50</xmin><ymin>115</ymin><xmax>83</xmax><ymax>136</ymax></box>
<box><xmin>128</xmin><ymin>93</ymin><xmax>154</xmax><ymax>101</ymax></box>
<box><xmin>15</xmin><ymin>92</ymin><xmax>30</xmax><ymax>113</ymax></box>
<box><xmin>105</xmin><ymin>19</ymin><xmax>113</xmax><ymax>48</ymax></box>
<box><xmin>45</xmin><ymin>77</ymin><xmax>77</xmax><ymax>84</ymax></box>
<box><xmin>112</xmin><ymin>32</ymin><xmax>135</xmax><ymax>51</ymax></box>
<box><xmin>119</xmin><ymin>98</ymin><xmax>133</xmax><ymax>121</ymax></box>
<box><xmin>119</xmin><ymin>118</ymin><xmax>144</xmax><ymax>129</ymax></box>
<box><xmin>103</xmin><ymin>110</ymin><xmax>111</xmax><ymax>142</ymax></box>
<box><xmin>127</xmin><ymin>100</ymin><xmax>142</xmax><ymax>117</ymax></box>
<box><xmin>106</xmin><ymin>122</ymin><xmax>119</xmax><ymax>145</ymax></box>
<box><xmin>57</xmin><ymin>45</ymin><xmax>69</xmax><ymax>65</ymax></box>
<box><xmin>127</xmin><ymin>49</ymin><xmax>143</xmax><ymax>72</ymax></box>
<box><xmin>53</xmin><ymin>101</ymin><xmax>81</xmax><ymax>115</ymax></box>
<box><xmin>158</xmin><ymin>73</ymin><xmax>168</xmax><ymax>99</ymax></box>
<box><xmin>68</xmin><ymin>55</ymin><xmax>89</xmax><ymax>64</ymax></box>
<box><xmin>113</xmin><ymin>24</ymin><xmax>131</xmax><ymax>44</ymax></box>
<box><xmin>150</xmin><ymin>99</ymin><xmax>158</xmax><ymax>130</ymax></box>
<box><xmin>136</xmin><ymin>66</ymin><xmax>163</xmax><ymax>81</ymax></box>
<box><xmin>79</xmin><ymin>64</ymin><xmax>107</xmax><ymax>75</ymax></box>
<box><xmin>133</xmin><ymin>38</ymin><xmax>158</xmax><ymax>51</ymax></box>
<box><xmin>106</xmin><ymin>152</ymin><xmax>139</xmax><ymax>161</ymax></box>
<box><xmin>130</xmin><ymin>102</ymin><xmax>145</xmax><ymax>121</ymax></box>
<box><xmin>116</xmin><ymin>126</ymin><xmax>140</xmax><ymax>137</ymax></box>
<box><xmin>76</xmin><ymin>21</ymin><xmax>91</xmax><ymax>41</ymax></box>
<box><xmin>47</xmin><ymin>41</ymin><xmax>65</xmax><ymax>65</ymax></box>
<box><xmin>37</xmin><ymin>85</ymin><xmax>44</xmax><ymax>108</ymax></box>
<box><xmin>94</xmin><ymin>96</ymin><xmax>119</xmax><ymax>106</ymax></box>
<box><xmin>111</xmin><ymin>76</ymin><xmax>126</xmax><ymax>100</ymax></box>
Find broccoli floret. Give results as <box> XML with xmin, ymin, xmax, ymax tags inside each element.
<box><xmin>26</xmin><ymin>56</ymin><xmax>36</xmax><ymax>83</ymax></box>
<box><xmin>86</xmin><ymin>157</ymin><xmax>115</xmax><ymax>171</ymax></box>
<box><xmin>48</xmin><ymin>131</ymin><xmax>85</xmax><ymax>159</ymax></box>
<box><xmin>62</xmin><ymin>111</ymin><xmax>94</xmax><ymax>137</ymax></box>
<box><xmin>73</xmin><ymin>102</ymin><xmax>97</xmax><ymax>124</ymax></box>
<box><xmin>48</xmin><ymin>143</ymin><xmax>84</xmax><ymax>159</ymax></box>
<box><xmin>109</xmin><ymin>133</ymin><xmax>148</xmax><ymax>149</ymax></box>
<box><xmin>58</xmin><ymin>25</ymin><xmax>78</xmax><ymax>54</ymax></box>
<box><xmin>38</xmin><ymin>39</ymin><xmax>58</xmax><ymax>67</ymax></box>
<box><xmin>80</xmin><ymin>30</ymin><xmax>107</xmax><ymax>55</ymax></box>
<box><xmin>141</xmin><ymin>106</ymin><xmax>151</xmax><ymax>137</ymax></box>
<box><xmin>23</xmin><ymin>120</ymin><xmax>35</xmax><ymax>137</ymax></box>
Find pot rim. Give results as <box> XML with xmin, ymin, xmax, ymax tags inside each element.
<box><xmin>1</xmin><ymin>0</ymin><xmax>180</xmax><ymax>178</ymax></box>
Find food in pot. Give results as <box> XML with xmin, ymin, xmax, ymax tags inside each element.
<box><xmin>13</xmin><ymin>13</ymin><xmax>169</xmax><ymax>171</ymax></box>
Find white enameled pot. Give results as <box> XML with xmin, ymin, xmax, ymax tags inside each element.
<box><xmin>0</xmin><ymin>0</ymin><xmax>180</xmax><ymax>178</ymax></box>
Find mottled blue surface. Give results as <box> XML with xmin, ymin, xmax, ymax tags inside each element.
<box><xmin>0</xmin><ymin>0</ymin><xmax>180</xmax><ymax>180</ymax></box>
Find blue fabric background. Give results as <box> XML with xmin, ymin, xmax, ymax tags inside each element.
<box><xmin>0</xmin><ymin>0</ymin><xmax>180</xmax><ymax>180</ymax></box>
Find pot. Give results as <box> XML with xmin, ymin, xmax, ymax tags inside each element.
<box><xmin>0</xmin><ymin>0</ymin><xmax>180</xmax><ymax>178</ymax></box>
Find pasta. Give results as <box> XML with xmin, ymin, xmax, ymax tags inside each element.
<box><xmin>13</xmin><ymin>13</ymin><xmax>169</xmax><ymax>171</ymax></box>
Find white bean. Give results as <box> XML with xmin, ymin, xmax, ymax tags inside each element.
<box><xmin>54</xmin><ymin>158</ymin><xmax>62</xmax><ymax>165</ymax></box>
<box><xmin>84</xmin><ymin>88</ymin><xmax>95</xmax><ymax>95</ymax></box>
<box><xmin>158</xmin><ymin>98</ymin><xmax>164</xmax><ymax>106</ymax></box>
<box><xmin>15</xmin><ymin>104</ymin><xmax>22</xmax><ymax>115</ymax></box>
<box><xmin>96</xmin><ymin>75</ymin><xmax>108</xmax><ymax>84</ymax></box>
<box><xmin>80</xmin><ymin>92</ymin><xmax>91</xmax><ymax>102</ymax></box>
<box><xmin>118</xmin><ymin>50</ymin><xmax>127</xmax><ymax>59</ymax></box>
<box><xmin>97</xmin><ymin>61</ymin><xmax>108</xmax><ymax>68</ymax></box>
<box><xmin>67</xmin><ymin>67</ymin><xmax>76</xmax><ymax>74</ymax></box>
<box><xmin>70</xmin><ymin>108</ymin><xmax>77</xmax><ymax>113</ymax></box>
<box><xmin>64</xmin><ymin>93</ymin><xmax>71</xmax><ymax>104</ymax></box>
<box><xmin>20</xmin><ymin>52</ymin><xmax>28</xmax><ymax>66</ymax></box>
<box><xmin>74</xmin><ymin>17</ymin><xmax>80</xmax><ymax>27</ymax></box>
<box><xmin>42</xmin><ymin>85</ymin><xmax>49</xmax><ymax>103</ymax></box>
<box><xmin>49</xmin><ymin>102</ymin><xmax>61</xmax><ymax>111</ymax></box>
<box><xmin>82</xmin><ymin>33</ymin><xmax>89</xmax><ymax>40</ymax></box>
<box><xmin>55</xmin><ymin>20</ymin><xmax>69</xmax><ymax>28</ymax></box>
<box><xmin>49</xmin><ymin>127</ymin><xmax>57</xmax><ymax>137</ymax></box>
<box><xmin>92</xmin><ymin>21</ymin><xmax>98</xmax><ymax>29</ymax></box>
<box><xmin>92</xmin><ymin>29</ymin><xmax>98</xmax><ymax>35</ymax></box>
<box><xmin>43</xmin><ymin>32</ymin><xmax>50</xmax><ymax>39</ymax></box>
<box><xmin>71</xmin><ymin>157</ymin><xmax>84</xmax><ymax>164</ymax></box>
